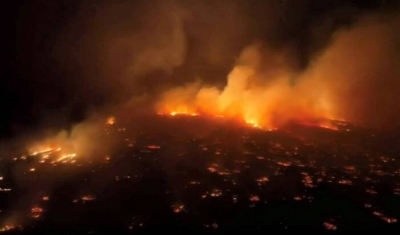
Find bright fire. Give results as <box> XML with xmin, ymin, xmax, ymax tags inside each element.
<box><xmin>107</xmin><ymin>116</ymin><xmax>115</xmax><ymax>125</ymax></box>
<box><xmin>155</xmin><ymin>45</ymin><xmax>338</xmax><ymax>130</ymax></box>
<box><xmin>28</xmin><ymin>146</ymin><xmax>77</xmax><ymax>165</ymax></box>
<box><xmin>245</xmin><ymin>120</ymin><xmax>261</xmax><ymax>129</ymax></box>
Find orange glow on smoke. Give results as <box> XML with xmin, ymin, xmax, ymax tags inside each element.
<box><xmin>155</xmin><ymin>45</ymin><xmax>338</xmax><ymax>130</ymax></box>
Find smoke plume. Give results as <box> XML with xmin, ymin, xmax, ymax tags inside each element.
<box><xmin>2</xmin><ymin>0</ymin><xmax>399</xmax><ymax>139</ymax></box>
<box><xmin>1</xmin><ymin>0</ymin><xmax>400</xmax><ymax>230</ymax></box>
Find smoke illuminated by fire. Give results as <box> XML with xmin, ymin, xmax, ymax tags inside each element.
<box><xmin>24</xmin><ymin>114</ymin><xmax>117</xmax><ymax>162</ymax></box>
<box><xmin>2</xmin><ymin>1</ymin><xmax>400</xmax><ymax>233</ymax></box>
<box><xmin>156</xmin><ymin>11</ymin><xmax>400</xmax><ymax>130</ymax></box>
<box><xmin>156</xmin><ymin>45</ymin><xmax>335</xmax><ymax>130</ymax></box>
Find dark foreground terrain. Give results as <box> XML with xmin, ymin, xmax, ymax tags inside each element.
<box><xmin>1</xmin><ymin>114</ymin><xmax>400</xmax><ymax>234</ymax></box>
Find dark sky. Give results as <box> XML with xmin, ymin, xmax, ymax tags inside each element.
<box><xmin>0</xmin><ymin>0</ymin><xmax>398</xmax><ymax>138</ymax></box>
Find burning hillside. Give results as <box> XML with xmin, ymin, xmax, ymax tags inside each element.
<box><xmin>0</xmin><ymin>113</ymin><xmax>400</xmax><ymax>233</ymax></box>
<box><xmin>2</xmin><ymin>0</ymin><xmax>400</xmax><ymax>233</ymax></box>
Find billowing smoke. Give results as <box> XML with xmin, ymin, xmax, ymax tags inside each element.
<box><xmin>2</xmin><ymin>0</ymin><xmax>399</xmax><ymax>172</ymax></box>
<box><xmin>3</xmin><ymin>0</ymin><xmax>399</xmax><ymax>140</ymax></box>
<box><xmin>157</xmin><ymin>4</ymin><xmax>400</xmax><ymax>129</ymax></box>
<box><xmin>1</xmin><ymin>0</ymin><xmax>400</xmax><ymax>229</ymax></box>
<box><xmin>303</xmin><ymin>12</ymin><xmax>400</xmax><ymax>127</ymax></box>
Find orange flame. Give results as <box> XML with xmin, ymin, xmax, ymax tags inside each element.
<box><xmin>155</xmin><ymin>45</ymin><xmax>337</xmax><ymax>130</ymax></box>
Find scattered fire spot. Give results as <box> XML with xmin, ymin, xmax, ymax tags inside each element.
<box><xmin>256</xmin><ymin>177</ymin><xmax>269</xmax><ymax>185</ymax></box>
<box><xmin>366</xmin><ymin>189</ymin><xmax>378</xmax><ymax>195</ymax></box>
<box><xmin>106</xmin><ymin>116</ymin><xmax>115</xmax><ymax>125</ymax></box>
<box><xmin>250</xmin><ymin>195</ymin><xmax>260</xmax><ymax>202</ymax></box>
<box><xmin>210</xmin><ymin>189</ymin><xmax>222</xmax><ymax>197</ymax></box>
<box><xmin>147</xmin><ymin>145</ymin><xmax>161</xmax><ymax>149</ymax></box>
<box><xmin>81</xmin><ymin>195</ymin><xmax>96</xmax><ymax>201</ymax></box>
<box><xmin>373</xmin><ymin>211</ymin><xmax>397</xmax><ymax>223</ymax></box>
<box><xmin>277</xmin><ymin>162</ymin><xmax>292</xmax><ymax>167</ymax></box>
<box><xmin>338</xmin><ymin>180</ymin><xmax>353</xmax><ymax>186</ymax></box>
<box><xmin>30</xmin><ymin>207</ymin><xmax>43</xmax><ymax>219</ymax></box>
<box><xmin>293</xmin><ymin>196</ymin><xmax>303</xmax><ymax>201</ymax></box>
<box><xmin>172</xmin><ymin>204</ymin><xmax>185</xmax><ymax>213</ymax></box>
<box><xmin>324</xmin><ymin>222</ymin><xmax>337</xmax><ymax>230</ymax></box>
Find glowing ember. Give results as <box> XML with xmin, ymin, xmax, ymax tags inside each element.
<box><xmin>393</xmin><ymin>188</ymin><xmax>400</xmax><ymax>196</ymax></box>
<box><xmin>338</xmin><ymin>180</ymin><xmax>353</xmax><ymax>186</ymax></box>
<box><xmin>172</xmin><ymin>204</ymin><xmax>185</xmax><ymax>213</ymax></box>
<box><xmin>344</xmin><ymin>166</ymin><xmax>355</xmax><ymax>171</ymax></box>
<box><xmin>232</xmin><ymin>195</ymin><xmax>238</xmax><ymax>203</ymax></box>
<box><xmin>383</xmin><ymin>217</ymin><xmax>398</xmax><ymax>224</ymax></box>
<box><xmin>256</xmin><ymin>177</ymin><xmax>269</xmax><ymax>185</ymax></box>
<box><xmin>207</xmin><ymin>165</ymin><xmax>218</xmax><ymax>173</ymax></box>
<box><xmin>217</xmin><ymin>171</ymin><xmax>231</xmax><ymax>176</ymax></box>
<box><xmin>0</xmin><ymin>225</ymin><xmax>19</xmax><ymax>232</ymax></box>
<box><xmin>207</xmin><ymin>166</ymin><xmax>217</xmax><ymax>173</ymax></box>
<box><xmin>293</xmin><ymin>196</ymin><xmax>303</xmax><ymax>201</ymax></box>
<box><xmin>366</xmin><ymin>188</ymin><xmax>378</xmax><ymax>194</ymax></box>
<box><xmin>31</xmin><ymin>207</ymin><xmax>43</xmax><ymax>213</ymax></box>
<box><xmin>249</xmin><ymin>195</ymin><xmax>260</xmax><ymax>202</ymax></box>
<box><xmin>203</xmin><ymin>223</ymin><xmax>219</xmax><ymax>229</ymax></box>
<box><xmin>42</xmin><ymin>196</ymin><xmax>50</xmax><ymax>201</ymax></box>
<box><xmin>30</xmin><ymin>207</ymin><xmax>43</xmax><ymax>219</ymax></box>
<box><xmin>81</xmin><ymin>195</ymin><xmax>96</xmax><ymax>201</ymax></box>
<box><xmin>277</xmin><ymin>162</ymin><xmax>292</xmax><ymax>167</ymax></box>
<box><xmin>210</xmin><ymin>189</ymin><xmax>222</xmax><ymax>197</ymax></box>
<box><xmin>302</xmin><ymin>173</ymin><xmax>315</xmax><ymax>188</ymax></box>
<box><xmin>323</xmin><ymin>222</ymin><xmax>337</xmax><ymax>230</ymax></box>
<box><xmin>106</xmin><ymin>116</ymin><xmax>115</xmax><ymax>125</ymax></box>
<box><xmin>373</xmin><ymin>211</ymin><xmax>397</xmax><ymax>223</ymax></box>
<box><xmin>364</xmin><ymin>204</ymin><xmax>372</xmax><ymax>208</ymax></box>
<box><xmin>147</xmin><ymin>145</ymin><xmax>161</xmax><ymax>149</ymax></box>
